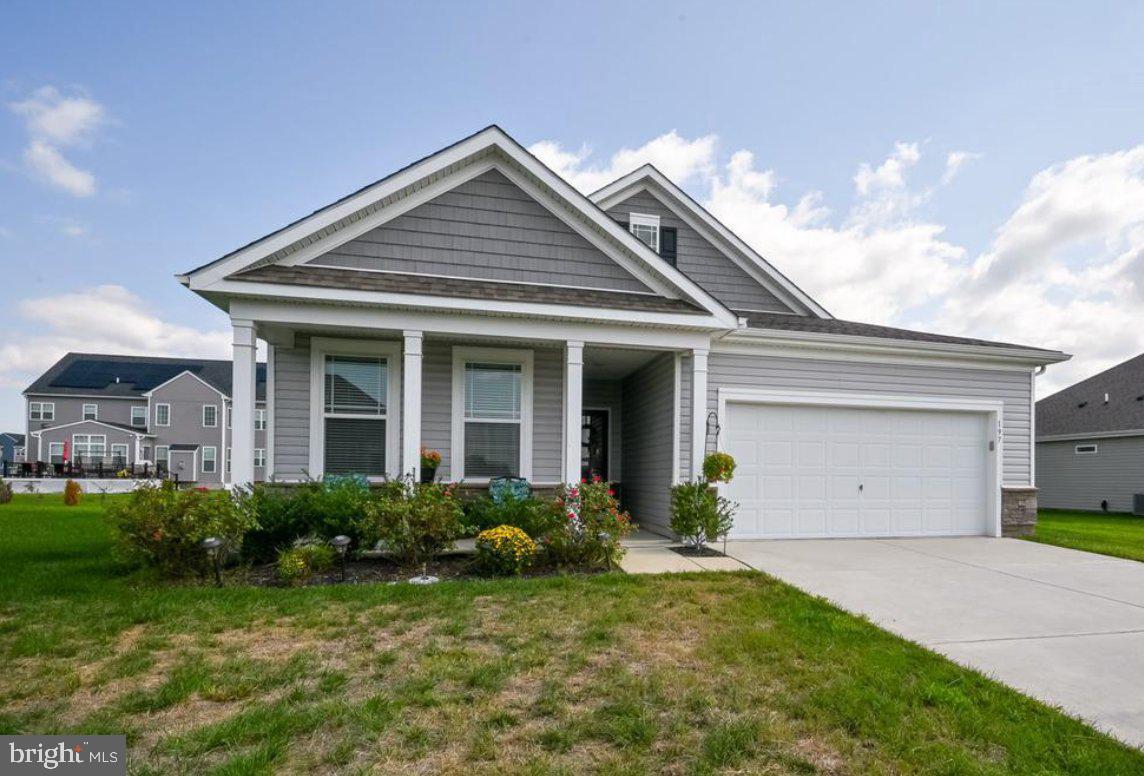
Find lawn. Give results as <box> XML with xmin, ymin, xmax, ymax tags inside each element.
<box><xmin>1027</xmin><ymin>510</ymin><xmax>1144</xmax><ymax>563</ymax></box>
<box><xmin>1</xmin><ymin>495</ymin><xmax>1141</xmax><ymax>774</ymax></box>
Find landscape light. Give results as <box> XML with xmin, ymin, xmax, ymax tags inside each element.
<box><xmin>200</xmin><ymin>536</ymin><xmax>223</xmax><ymax>586</ymax></box>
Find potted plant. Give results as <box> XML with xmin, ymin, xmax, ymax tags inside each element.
<box><xmin>420</xmin><ymin>447</ymin><xmax>442</xmax><ymax>483</ymax></box>
<box><xmin>702</xmin><ymin>451</ymin><xmax>736</xmax><ymax>484</ymax></box>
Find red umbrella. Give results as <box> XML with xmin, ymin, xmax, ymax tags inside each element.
<box><xmin>62</xmin><ymin>440</ymin><xmax>70</xmax><ymax>463</ymax></box>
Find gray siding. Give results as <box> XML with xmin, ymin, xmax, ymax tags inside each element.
<box><xmin>309</xmin><ymin>169</ymin><xmax>652</xmax><ymax>294</ymax></box>
<box><xmin>606</xmin><ymin>190</ymin><xmax>798</xmax><ymax>313</ymax></box>
<box><xmin>621</xmin><ymin>353</ymin><xmax>676</xmax><ymax>532</ymax></box>
<box><xmin>150</xmin><ymin>373</ymin><xmax>230</xmax><ymax>484</ymax></box>
<box><xmin>1037</xmin><ymin>437</ymin><xmax>1144</xmax><ymax>513</ymax></box>
<box><xmin>26</xmin><ymin>395</ymin><xmax>146</xmax><ymax>442</ymax></box>
<box><xmin>704</xmin><ymin>353</ymin><xmax>1033</xmax><ymax>485</ymax></box>
<box><xmin>421</xmin><ymin>341</ymin><xmax>453</xmax><ymax>479</ymax></box>
<box><xmin>34</xmin><ymin>420</ymin><xmax>140</xmax><ymax>465</ymax></box>
<box><xmin>273</xmin><ymin>336</ymin><xmax>312</xmax><ymax>480</ymax></box>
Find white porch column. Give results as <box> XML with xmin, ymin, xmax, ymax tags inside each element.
<box><xmin>402</xmin><ymin>330</ymin><xmax>423</xmax><ymax>480</ymax></box>
<box><xmin>563</xmin><ymin>340</ymin><xmax>584</xmax><ymax>483</ymax></box>
<box><xmin>230</xmin><ymin>319</ymin><xmax>258</xmax><ymax>487</ymax></box>
<box><xmin>690</xmin><ymin>348</ymin><xmax>709</xmax><ymax>480</ymax></box>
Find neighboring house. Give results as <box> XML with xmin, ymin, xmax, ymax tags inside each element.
<box><xmin>179</xmin><ymin>125</ymin><xmax>1069</xmax><ymax>538</ymax></box>
<box><xmin>1</xmin><ymin>432</ymin><xmax>24</xmax><ymax>468</ymax></box>
<box><xmin>1036</xmin><ymin>353</ymin><xmax>1144</xmax><ymax>513</ymax></box>
<box><xmin>23</xmin><ymin>354</ymin><xmax>268</xmax><ymax>485</ymax></box>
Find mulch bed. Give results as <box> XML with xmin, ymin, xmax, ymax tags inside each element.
<box><xmin>240</xmin><ymin>555</ymin><xmax>605</xmax><ymax>587</ymax></box>
<box><xmin>668</xmin><ymin>545</ymin><xmax>728</xmax><ymax>558</ymax></box>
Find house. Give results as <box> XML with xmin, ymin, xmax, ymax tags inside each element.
<box><xmin>23</xmin><ymin>353</ymin><xmax>268</xmax><ymax>485</ymax></box>
<box><xmin>0</xmin><ymin>432</ymin><xmax>24</xmax><ymax>467</ymax></box>
<box><xmin>179</xmin><ymin>125</ymin><xmax>1069</xmax><ymax>538</ymax></box>
<box><xmin>1036</xmin><ymin>353</ymin><xmax>1144</xmax><ymax>513</ymax></box>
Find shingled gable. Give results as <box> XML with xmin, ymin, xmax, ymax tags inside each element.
<box><xmin>179</xmin><ymin>126</ymin><xmax>738</xmax><ymax>328</ymax></box>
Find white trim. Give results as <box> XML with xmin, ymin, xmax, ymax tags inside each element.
<box><xmin>28</xmin><ymin>401</ymin><xmax>56</xmax><ymax>421</ymax></box>
<box><xmin>202</xmin><ymin>404</ymin><xmax>219</xmax><ymax>428</ymax></box>
<box><xmin>628</xmin><ymin>212</ymin><xmax>661</xmax><ymax>253</ymax></box>
<box><xmin>563</xmin><ymin>341</ymin><xmax>584</xmax><ymax>483</ymax></box>
<box><xmin>451</xmin><ymin>346</ymin><xmax>534</xmax><ymax>484</ymax></box>
<box><xmin>155</xmin><ymin>445</ymin><xmax>170</xmax><ymax>467</ymax></box>
<box><xmin>1030</xmin><ymin>368</ymin><xmax>1036</xmax><ymax>486</ymax></box>
<box><xmin>308</xmin><ymin>337</ymin><xmax>402</xmax><ymax>480</ymax></box>
<box><xmin>672</xmin><ymin>353</ymin><xmax>682</xmax><ymax>484</ymax></box>
<box><xmin>27</xmin><ymin>418</ymin><xmax>149</xmax><ymax>438</ymax></box>
<box><xmin>72</xmin><ymin>433</ymin><xmax>107</xmax><ymax>461</ymax></box>
<box><xmin>202</xmin><ymin>445</ymin><xmax>218</xmax><ymax>474</ymax></box>
<box><xmin>265</xmin><ymin>344</ymin><xmax>275</xmax><ymax>480</ymax></box>
<box><xmin>1074</xmin><ymin>443</ymin><xmax>1099</xmax><ymax>455</ymax></box>
<box><xmin>154</xmin><ymin>403</ymin><xmax>171</xmax><ymax>427</ymax></box>
<box><xmin>110</xmin><ymin>442</ymin><xmax>129</xmax><ymax>463</ymax></box>
<box><xmin>591</xmin><ymin>168</ymin><xmax>830</xmax><ymax>318</ymax></box>
<box><xmin>1036</xmin><ymin>429</ymin><xmax>1144</xmax><ymax>442</ymax></box>
<box><xmin>130</xmin><ymin>405</ymin><xmax>148</xmax><ymax>428</ymax></box>
<box><xmin>82</xmin><ymin>403</ymin><xmax>98</xmax><ymax>421</ymax></box>
<box><xmin>23</xmin><ymin>392</ymin><xmax>142</xmax><ymax>401</ymax></box>
<box><xmin>141</xmin><ymin>370</ymin><xmax>228</xmax><ymax>399</ymax></box>
<box><xmin>402</xmin><ymin>330</ymin><xmax>424</xmax><ymax>479</ymax></box>
<box><xmin>169</xmin><ymin>448</ymin><xmax>198</xmax><ymax>481</ymax></box>
<box><xmin>715</xmin><ymin>387</ymin><xmax>1004</xmax><ymax>538</ymax></box>
<box><xmin>254</xmin><ymin>447</ymin><xmax>267</xmax><ymax>468</ymax></box>
<box><xmin>690</xmin><ymin>348</ymin><xmax>709</xmax><ymax>480</ymax></box>
<box><xmin>47</xmin><ymin>441</ymin><xmax>64</xmax><ymax>462</ymax></box>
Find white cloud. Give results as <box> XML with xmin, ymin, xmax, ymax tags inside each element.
<box><xmin>533</xmin><ymin>130</ymin><xmax>1144</xmax><ymax>397</ymax></box>
<box><xmin>8</xmin><ymin>86</ymin><xmax>106</xmax><ymax>197</ymax></box>
<box><xmin>59</xmin><ymin>221</ymin><xmax>88</xmax><ymax>238</ymax></box>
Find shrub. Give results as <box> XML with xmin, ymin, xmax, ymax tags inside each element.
<box><xmin>106</xmin><ymin>482</ymin><xmax>257</xmax><ymax>577</ymax></box>
<box><xmin>702</xmin><ymin>452</ymin><xmax>737</xmax><ymax>484</ymax></box>
<box><xmin>544</xmin><ymin>479</ymin><xmax>633</xmax><ymax>569</ymax></box>
<box><xmin>0</xmin><ymin>479</ymin><xmax>12</xmax><ymax>504</ymax></box>
<box><xmin>63</xmin><ymin>479</ymin><xmax>82</xmax><ymax>506</ymax></box>
<box><xmin>476</xmin><ymin>525</ymin><xmax>537</xmax><ymax>575</ymax></box>
<box><xmin>357</xmin><ymin>481</ymin><xmax>464</xmax><ymax>569</ymax></box>
<box><xmin>465</xmin><ymin>493</ymin><xmax>560</xmax><ymax>539</ymax></box>
<box><xmin>277</xmin><ymin>538</ymin><xmax>337</xmax><ymax>585</ymax></box>
<box><xmin>670</xmin><ymin>480</ymin><xmax>737</xmax><ymax>548</ymax></box>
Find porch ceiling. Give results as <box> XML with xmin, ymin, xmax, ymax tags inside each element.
<box><xmin>583</xmin><ymin>346</ymin><xmax>663</xmax><ymax>381</ymax></box>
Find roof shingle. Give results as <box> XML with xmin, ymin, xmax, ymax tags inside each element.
<box><xmin>25</xmin><ymin>354</ymin><xmax>266</xmax><ymax>400</ymax></box>
<box><xmin>1036</xmin><ymin>353</ymin><xmax>1144</xmax><ymax>437</ymax></box>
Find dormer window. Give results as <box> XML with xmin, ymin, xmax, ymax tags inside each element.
<box><xmin>629</xmin><ymin>213</ymin><xmax>660</xmax><ymax>253</ymax></box>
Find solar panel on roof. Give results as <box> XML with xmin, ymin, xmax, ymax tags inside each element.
<box><xmin>52</xmin><ymin>359</ymin><xmax>204</xmax><ymax>391</ymax></box>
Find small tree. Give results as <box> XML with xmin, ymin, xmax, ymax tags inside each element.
<box><xmin>63</xmin><ymin>479</ymin><xmax>82</xmax><ymax>506</ymax></box>
<box><xmin>670</xmin><ymin>480</ymin><xmax>738</xmax><ymax>549</ymax></box>
<box><xmin>0</xmin><ymin>479</ymin><xmax>12</xmax><ymax>504</ymax></box>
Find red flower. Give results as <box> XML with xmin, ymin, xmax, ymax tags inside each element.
<box><xmin>607</xmin><ymin>489</ymin><xmax>615</xmax><ymax>496</ymax></box>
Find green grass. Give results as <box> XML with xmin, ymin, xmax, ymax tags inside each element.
<box><xmin>1027</xmin><ymin>509</ymin><xmax>1144</xmax><ymax>563</ymax></box>
<box><xmin>1</xmin><ymin>494</ymin><xmax>1142</xmax><ymax>773</ymax></box>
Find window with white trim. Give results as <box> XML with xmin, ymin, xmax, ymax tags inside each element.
<box><xmin>155</xmin><ymin>445</ymin><xmax>169</xmax><ymax>467</ymax></box>
<box><xmin>454</xmin><ymin>350</ymin><xmax>532</xmax><ymax>480</ymax></box>
<box><xmin>226</xmin><ymin>406</ymin><xmax>232</xmax><ymax>429</ymax></box>
<box><xmin>255</xmin><ymin>408</ymin><xmax>267</xmax><ymax>431</ymax></box>
<box><xmin>254</xmin><ymin>448</ymin><xmax>266</xmax><ymax>468</ymax></box>
<box><xmin>324</xmin><ymin>354</ymin><xmax>388</xmax><ymax>476</ymax></box>
<box><xmin>202</xmin><ymin>446</ymin><xmax>218</xmax><ymax>474</ymax></box>
<box><xmin>1075</xmin><ymin>444</ymin><xmax>1098</xmax><ymax>455</ymax></box>
<box><xmin>82</xmin><ymin>403</ymin><xmax>98</xmax><ymax>421</ymax></box>
<box><xmin>110</xmin><ymin>443</ymin><xmax>128</xmax><ymax>466</ymax></box>
<box><xmin>29</xmin><ymin>402</ymin><xmax>55</xmax><ymax>421</ymax></box>
<box><xmin>628</xmin><ymin>212</ymin><xmax>660</xmax><ymax>253</ymax></box>
<box><xmin>73</xmin><ymin>434</ymin><xmax>106</xmax><ymax>461</ymax></box>
<box><xmin>203</xmin><ymin>404</ymin><xmax>218</xmax><ymax>428</ymax></box>
<box><xmin>155</xmin><ymin>404</ymin><xmax>170</xmax><ymax>427</ymax></box>
<box><xmin>131</xmin><ymin>406</ymin><xmax>147</xmax><ymax>427</ymax></box>
<box><xmin>48</xmin><ymin>442</ymin><xmax>64</xmax><ymax>464</ymax></box>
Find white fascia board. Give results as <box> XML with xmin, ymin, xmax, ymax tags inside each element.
<box><xmin>716</xmin><ymin>328</ymin><xmax>1070</xmax><ymax>370</ymax></box>
<box><xmin>27</xmin><ymin>419</ymin><xmax>148</xmax><ymax>437</ymax></box>
<box><xmin>591</xmin><ymin>166</ymin><xmax>832</xmax><ymax>318</ymax></box>
<box><xmin>212</xmin><ymin>279</ymin><xmax>728</xmax><ymax>331</ymax></box>
<box><xmin>1036</xmin><ymin>430</ymin><xmax>1144</xmax><ymax>442</ymax></box>
<box><xmin>229</xmin><ymin>298</ymin><xmax>714</xmax><ymax>351</ymax></box>
<box><xmin>22</xmin><ymin>392</ymin><xmax>145</xmax><ymax>401</ymax></box>
<box><xmin>141</xmin><ymin>370</ymin><xmax>228</xmax><ymax>399</ymax></box>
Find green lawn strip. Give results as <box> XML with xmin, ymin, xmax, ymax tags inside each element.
<box><xmin>1027</xmin><ymin>510</ymin><xmax>1144</xmax><ymax>562</ymax></box>
<box><xmin>0</xmin><ymin>494</ymin><xmax>1142</xmax><ymax>773</ymax></box>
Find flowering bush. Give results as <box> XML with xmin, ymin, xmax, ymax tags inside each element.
<box><xmin>702</xmin><ymin>452</ymin><xmax>737</xmax><ymax>484</ymax></box>
<box><xmin>420</xmin><ymin>447</ymin><xmax>442</xmax><ymax>469</ymax></box>
<box><xmin>543</xmin><ymin>478</ymin><xmax>633</xmax><ymax>569</ymax></box>
<box><xmin>63</xmin><ymin>479</ymin><xmax>82</xmax><ymax>506</ymax></box>
<box><xmin>476</xmin><ymin>525</ymin><xmax>537</xmax><ymax>575</ymax></box>
<box><xmin>277</xmin><ymin>537</ymin><xmax>337</xmax><ymax>585</ymax></box>
<box><xmin>357</xmin><ymin>481</ymin><xmax>465</xmax><ymax>569</ymax></box>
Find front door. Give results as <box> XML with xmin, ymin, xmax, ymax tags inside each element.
<box><xmin>581</xmin><ymin>410</ymin><xmax>609</xmax><ymax>482</ymax></box>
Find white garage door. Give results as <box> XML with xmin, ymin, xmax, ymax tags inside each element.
<box><xmin>724</xmin><ymin>402</ymin><xmax>990</xmax><ymax>539</ymax></box>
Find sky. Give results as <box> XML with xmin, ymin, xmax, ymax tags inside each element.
<box><xmin>1</xmin><ymin>1</ymin><xmax>1143</xmax><ymax>432</ymax></box>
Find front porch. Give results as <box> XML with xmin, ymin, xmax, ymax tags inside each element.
<box><xmin>228</xmin><ymin>310</ymin><xmax>715</xmax><ymax>533</ymax></box>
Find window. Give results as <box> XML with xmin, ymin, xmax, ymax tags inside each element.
<box><xmin>255</xmin><ymin>408</ymin><xmax>267</xmax><ymax>431</ymax></box>
<box><xmin>48</xmin><ymin>442</ymin><xmax>64</xmax><ymax>464</ymax></box>
<box><xmin>226</xmin><ymin>406</ymin><xmax>232</xmax><ymax>429</ymax></box>
<box><xmin>659</xmin><ymin>226</ymin><xmax>678</xmax><ymax>265</ymax></box>
<box><xmin>155</xmin><ymin>446</ymin><xmax>169</xmax><ymax>467</ymax></box>
<box><xmin>629</xmin><ymin>212</ymin><xmax>660</xmax><ymax>253</ymax></box>
<box><xmin>73</xmin><ymin>434</ymin><xmax>106</xmax><ymax>461</ymax></box>
<box><xmin>203</xmin><ymin>404</ymin><xmax>218</xmax><ymax>428</ymax></box>
<box><xmin>323</xmin><ymin>354</ymin><xmax>388</xmax><ymax>476</ymax></box>
<box><xmin>226</xmin><ymin>447</ymin><xmax>231</xmax><ymax>473</ymax></box>
<box><xmin>110</xmin><ymin>443</ymin><xmax>128</xmax><ymax>466</ymax></box>
<box><xmin>453</xmin><ymin>348</ymin><xmax>533</xmax><ymax>480</ymax></box>
<box><xmin>82</xmin><ymin>403</ymin><xmax>98</xmax><ymax>421</ymax></box>
<box><xmin>131</xmin><ymin>406</ymin><xmax>147</xmax><ymax>427</ymax></box>
<box><xmin>202</xmin><ymin>446</ymin><xmax>217</xmax><ymax>474</ymax></box>
<box><xmin>254</xmin><ymin>448</ymin><xmax>266</xmax><ymax>468</ymax></box>
<box><xmin>1075</xmin><ymin>444</ymin><xmax>1099</xmax><ymax>455</ymax></box>
<box><xmin>29</xmin><ymin>402</ymin><xmax>55</xmax><ymax>421</ymax></box>
<box><xmin>155</xmin><ymin>404</ymin><xmax>170</xmax><ymax>427</ymax></box>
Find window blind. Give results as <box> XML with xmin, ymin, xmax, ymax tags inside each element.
<box><xmin>325</xmin><ymin>417</ymin><xmax>386</xmax><ymax>475</ymax></box>
<box><xmin>465</xmin><ymin>363</ymin><xmax>521</xmax><ymax>419</ymax></box>
<box><xmin>464</xmin><ymin>423</ymin><xmax>520</xmax><ymax>477</ymax></box>
<box><xmin>325</xmin><ymin>356</ymin><xmax>386</xmax><ymax>414</ymax></box>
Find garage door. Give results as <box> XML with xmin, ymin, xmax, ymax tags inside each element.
<box><xmin>723</xmin><ymin>402</ymin><xmax>990</xmax><ymax>539</ymax></box>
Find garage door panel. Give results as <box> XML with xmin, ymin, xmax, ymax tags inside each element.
<box><xmin>725</xmin><ymin>402</ymin><xmax>989</xmax><ymax>539</ymax></box>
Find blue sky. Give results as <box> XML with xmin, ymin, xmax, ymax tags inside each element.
<box><xmin>2</xmin><ymin>1</ymin><xmax>1143</xmax><ymax>431</ymax></box>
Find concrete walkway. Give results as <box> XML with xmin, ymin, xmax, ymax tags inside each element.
<box><xmin>620</xmin><ymin>530</ymin><xmax>750</xmax><ymax>574</ymax></box>
<box><xmin>725</xmin><ymin>537</ymin><xmax>1144</xmax><ymax>748</ymax></box>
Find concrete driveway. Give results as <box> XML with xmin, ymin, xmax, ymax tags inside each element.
<box><xmin>725</xmin><ymin>537</ymin><xmax>1144</xmax><ymax>748</ymax></box>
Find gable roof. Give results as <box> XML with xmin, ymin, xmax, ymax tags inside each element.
<box><xmin>25</xmin><ymin>353</ymin><xmax>267</xmax><ymax>400</ymax></box>
<box><xmin>1</xmin><ymin>433</ymin><xmax>25</xmax><ymax>445</ymax></box>
<box><xmin>1037</xmin><ymin>353</ymin><xmax>1144</xmax><ymax>439</ymax></box>
<box><xmin>27</xmin><ymin>418</ymin><xmax>150</xmax><ymax>437</ymax></box>
<box><xmin>590</xmin><ymin>164</ymin><xmax>831</xmax><ymax>318</ymax></box>
<box><xmin>180</xmin><ymin>126</ymin><xmax>739</xmax><ymax>328</ymax></box>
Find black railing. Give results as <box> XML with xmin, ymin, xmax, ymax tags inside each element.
<box><xmin>1</xmin><ymin>459</ymin><xmax>168</xmax><ymax>479</ymax></box>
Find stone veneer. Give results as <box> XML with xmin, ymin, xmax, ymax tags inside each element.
<box><xmin>1001</xmin><ymin>487</ymin><xmax>1038</xmax><ymax>537</ymax></box>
